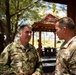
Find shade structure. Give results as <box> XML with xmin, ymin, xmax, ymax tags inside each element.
<box><xmin>32</xmin><ymin>22</ymin><xmax>56</xmax><ymax>32</ymax></box>
<box><xmin>32</xmin><ymin>14</ymin><xmax>58</xmax><ymax>56</ymax></box>
<box><xmin>32</xmin><ymin>14</ymin><xmax>58</xmax><ymax>32</ymax></box>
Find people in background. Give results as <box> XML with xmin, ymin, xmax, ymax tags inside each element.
<box><xmin>54</xmin><ymin>17</ymin><xmax>76</xmax><ymax>75</ymax></box>
<box><xmin>0</xmin><ymin>24</ymin><xmax>43</xmax><ymax>75</ymax></box>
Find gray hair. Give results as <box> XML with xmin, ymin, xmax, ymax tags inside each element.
<box><xmin>19</xmin><ymin>24</ymin><xmax>32</xmax><ymax>31</ymax></box>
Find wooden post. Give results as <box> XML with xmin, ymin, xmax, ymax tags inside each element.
<box><xmin>54</xmin><ymin>32</ymin><xmax>56</xmax><ymax>48</ymax></box>
<box><xmin>32</xmin><ymin>31</ymin><xmax>34</xmax><ymax>45</ymax></box>
<box><xmin>38</xmin><ymin>31</ymin><xmax>42</xmax><ymax>56</ymax></box>
<box><xmin>67</xmin><ymin>1</ymin><xmax>76</xmax><ymax>34</ymax></box>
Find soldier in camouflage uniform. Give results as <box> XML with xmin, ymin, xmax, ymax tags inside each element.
<box><xmin>55</xmin><ymin>17</ymin><xmax>76</xmax><ymax>75</ymax></box>
<box><xmin>0</xmin><ymin>25</ymin><xmax>43</xmax><ymax>75</ymax></box>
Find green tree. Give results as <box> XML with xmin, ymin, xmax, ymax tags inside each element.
<box><xmin>0</xmin><ymin>0</ymin><xmax>47</xmax><ymax>46</ymax></box>
<box><xmin>0</xmin><ymin>0</ymin><xmax>67</xmax><ymax>52</ymax></box>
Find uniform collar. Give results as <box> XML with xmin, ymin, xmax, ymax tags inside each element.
<box><xmin>61</xmin><ymin>36</ymin><xmax>76</xmax><ymax>49</ymax></box>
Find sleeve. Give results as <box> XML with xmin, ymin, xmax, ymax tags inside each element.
<box><xmin>69</xmin><ymin>50</ymin><xmax>76</xmax><ymax>74</ymax></box>
<box><xmin>55</xmin><ymin>49</ymin><xmax>69</xmax><ymax>75</ymax></box>
<box><xmin>9</xmin><ymin>48</ymin><xmax>24</xmax><ymax>74</ymax></box>
<box><xmin>0</xmin><ymin>44</ymin><xmax>11</xmax><ymax>74</ymax></box>
<box><xmin>68</xmin><ymin>43</ymin><xmax>76</xmax><ymax>74</ymax></box>
<box><xmin>0</xmin><ymin>44</ymin><xmax>24</xmax><ymax>74</ymax></box>
<box><xmin>32</xmin><ymin>51</ymin><xmax>43</xmax><ymax>75</ymax></box>
<box><xmin>55</xmin><ymin>43</ymin><xmax>76</xmax><ymax>75</ymax></box>
<box><xmin>55</xmin><ymin>51</ymin><xmax>62</xmax><ymax>75</ymax></box>
<box><xmin>0</xmin><ymin>45</ymin><xmax>10</xmax><ymax>65</ymax></box>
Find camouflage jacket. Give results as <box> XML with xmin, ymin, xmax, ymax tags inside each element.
<box><xmin>0</xmin><ymin>41</ymin><xmax>43</xmax><ymax>75</ymax></box>
<box><xmin>55</xmin><ymin>36</ymin><xmax>76</xmax><ymax>75</ymax></box>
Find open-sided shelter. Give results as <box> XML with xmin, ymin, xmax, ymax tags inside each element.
<box><xmin>32</xmin><ymin>14</ymin><xmax>58</xmax><ymax>56</ymax></box>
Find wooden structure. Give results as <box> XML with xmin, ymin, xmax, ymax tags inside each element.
<box><xmin>32</xmin><ymin>0</ymin><xmax>76</xmax><ymax>56</ymax></box>
<box><xmin>0</xmin><ymin>20</ymin><xmax>4</xmax><ymax>54</ymax></box>
<box><xmin>32</xmin><ymin>14</ymin><xmax>58</xmax><ymax>56</ymax></box>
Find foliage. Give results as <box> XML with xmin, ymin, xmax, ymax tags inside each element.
<box><xmin>0</xmin><ymin>0</ymin><xmax>48</xmax><ymax>45</ymax></box>
<box><xmin>0</xmin><ymin>0</ymin><xmax>67</xmax><ymax>47</ymax></box>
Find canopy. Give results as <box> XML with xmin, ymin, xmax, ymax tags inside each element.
<box><xmin>32</xmin><ymin>14</ymin><xmax>58</xmax><ymax>56</ymax></box>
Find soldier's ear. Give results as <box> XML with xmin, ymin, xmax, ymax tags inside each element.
<box><xmin>63</xmin><ymin>26</ymin><xmax>67</xmax><ymax>33</ymax></box>
<box><xmin>18</xmin><ymin>31</ymin><xmax>22</xmax><ymax>36</ymax></box>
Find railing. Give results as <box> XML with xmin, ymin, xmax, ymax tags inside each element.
<box><xmin>41</xmin><ymin>47</ymin><xmax>56</xmax><ymax>73</ymax></box>
<box><xmin>42</xmin><ymin>47</ymin><xmax>57</xmax><ymax>57</ymax></box>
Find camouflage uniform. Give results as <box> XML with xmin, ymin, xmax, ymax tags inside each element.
<box><xmin>0</xmin><ymin>41</ymin><xmax>43</xmax><ymax>75</ymax></box>
<box><xmin>55</xmin><ymin>36</ymin><xmax>76</xmax><ymax>75</ymax></box>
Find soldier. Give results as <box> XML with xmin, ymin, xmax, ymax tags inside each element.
<box><xmin>55</xmin><ymin>17</ymin><xmax>76</xmax><ymax>75</ymax></box>
<box><xmin>0</xmin><ymin>24</ymin><xmax>43</xmax><ymax>75</ymax></box>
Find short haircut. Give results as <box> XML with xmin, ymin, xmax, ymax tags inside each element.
<box><xmin>55</xmin><ymin>17</ymin><xmax>75</xmax><ymax>30</ymax></box>
<box><xmin>19</xmin><ymin>24</ymin><xmax>32</xmax><ymax>31</ymax></box>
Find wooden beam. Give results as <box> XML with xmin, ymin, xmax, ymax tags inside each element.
<box><xmin>43</xmin><ymin>0</ymin><xmax>67</xmax><ymax>4</ymax></box>
<box><xmin>67</xmin><ymin>0</ymin><xmax>76</xmax><ymax>34</ymax></box>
